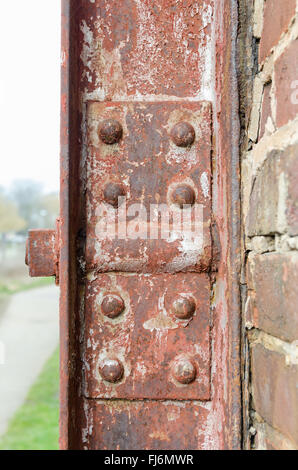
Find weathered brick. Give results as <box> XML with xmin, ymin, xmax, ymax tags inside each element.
<box><xmin>248</xmin><ymin>253</ymin><xmax>298</xmax><ymax>342</ymax></box>
<box><xmin>286</xmin><ymin>143</ymin><xmax>298</xmax><ymax>235</ymax></box>
<box><xmin>251</xmin><ymin>343</ymin><xmax>298</xmax><ymax>446</ymax></box>
<box><xmin>246</xmin><ymin>144</ymin><xmax>298</xmax><ymax>236</ymax></box>
<box><xmin>244</xmin><ymin>0</ymin><xmax>298</xmax><ymax>452</ymax></box>
<box><xmin>259</xmin><ymin>0</ymin><xmax>296</xmax><ymax>63</ymax></box>
<box><xmin>254</xmin><ymin>422</ymin><xmax>297</xmax><ymax>450</ymax></box>
<box><xmin>246</xmin><ymin>149</ymin><xmax>285</xmax><ymax>236</ymax></box>
<box><xmin>275</xmin><ymin>39</ymin><xmax>298</xmax><ymax>128</ymax></box>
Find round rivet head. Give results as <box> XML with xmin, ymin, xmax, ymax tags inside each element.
<box><xmin>99</xmin><ymin>358</ymin><xmax>124</xmax><ymax>383</ymax></box>
<box><xmin>172</xmin><ymin>359</ymin><xmax>196</xmax><ymax>384</ymax></box>
<box><xmin>172</xmin><ymin>296</ymin><xmax>196</xmax><ymax>320</ymax></box>
<box><xmin>170</xmin><ymin>122</ymin><xmax>195</xmax><ymax>147</ymax></box>
<box><xmin>101</xmin><ymin>294</ymin><xmax>125</xmax><ymax>319</ymax></box>
<box><xmin>171</xmin><ymin>185</ymin><xmax>196</xmax><ymax>207</ymax></box>
<box><xmin>103</xmin><ymin>182</ymin><xmax>126</xmax><ymax>208</ymax></box>
<box><xmin>99</xmin><ymin>119</ymin><xmax>123</xmax><ymax>145</ymax></box>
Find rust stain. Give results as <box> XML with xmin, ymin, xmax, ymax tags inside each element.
<box><xmin>85</xmin><ymin>101</ymin><xmax>212</xmax><ymax>274</ymax></box>
<box><xmin>79</xmin><ymin>0</ymin><xmax>214</xmax><ymax>100</ymax></box>
<box><xmin>84</xmin><ymin>273</ymin><xmax>211</xmax><ymax>400</ymax></box>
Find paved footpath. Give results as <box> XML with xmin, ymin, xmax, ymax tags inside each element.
<box><xmin>0</xmin><ymin>285</ymin><xmax>59</xmax><ymax>436</ymax></box>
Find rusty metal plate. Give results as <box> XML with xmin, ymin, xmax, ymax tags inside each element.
<box><xmin>82</xmin><ymin>399</ymin><xmax>213</xmax><ymax>450</ymax></box>
<box><xmin>86</xmin><ymin>101</ymin><xmax>212</xmax><ymax>273</ymax></box>
<box><xmin>84</xmin><ymin>273</ymin><xmax>210</xmax><ymax>400</ymax></box>
<box><xmin>26</xmin><ymin>229</ymin><xmax>57</xmax><ymax>278</ymax></box>
<box><xmin>79</xmin><ymin>0</ymin><xmax>214</xmax><ymax>99</ymax></box>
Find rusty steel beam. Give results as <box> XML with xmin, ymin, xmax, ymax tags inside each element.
<box><xmin>56</xmin><ymin>0</ymin><xmax>241</xmax><ymax>450</ymax></box>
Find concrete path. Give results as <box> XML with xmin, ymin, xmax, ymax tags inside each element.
<box><xmin>0</xmin><ymin>285</ymin><xmax>59</xmax><ymax>436</ymax></box>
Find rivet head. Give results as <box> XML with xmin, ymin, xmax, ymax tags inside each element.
<box><xmin>170</xmin><ymin>122</ymin><xmax>195</xmax><ymax>147</ymax></box>
<box><xmin>172</xmin><ymin>296</ymin><xmax>196</xmax><ymax>320</ymax></box>
<box><xmin>171</xmin><ymin>185</ymin><xmax>195</xmax><ymax>207</ymax></box>
<box><xmin>103</xmin><ymin>182</ymin><xmax>126</xmax><ymax>208</ymax></box>
<box><xmin>99</xmin><ymin>358</ymin><xmax>124</xmax><ymax>383</ymax></box>
<box><xmin>99</xmin><ymin>119</ymin><xmax>123</xmax><ymax>145</ymax></box>
<box><xmin>172</xmin><ymin>359</ymin><xmax>196</xmax><ymax>384</ymax></box>
<box><xmin>101</xmin><ymin>294</ymin><xmax>125</xmax><ymax>319</ymax></box>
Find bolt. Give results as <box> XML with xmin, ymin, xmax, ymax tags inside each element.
<box><xmin>171</xmin><ymin>185</ymin><xmax>195</xmax><ymax>207</ymax></box>
<box><xmin>172</xmin><ymin>359</ymin><xmax>196</xmax><ymax>384</ymax></box>
<box><xmin>101</xmin><ymin>294</ymin><xmax>125</xmax><ymax>319</ymax></box>
<box><xmin>99</xmin><ymin>358</ymin><xmax>124</xmax><ymax>383</ymax></box>
<box><xmin>99</xmin><ymin>119</ymin><xmax>123</xmax><ymax>144</ymax></box>
<box><xmin>170</xmin><ymin>122</ymin><xmax>195</xmax><ymax>147</ymax></box>
<box><xmin>103</xmin><ymin>182</ymin><xmax>126</xmax><ymax>208</ymax></box>
<box><xmin>172</xmin><ymin>296</ymin><xmax>196</xmax><ymax>320</ymax></box>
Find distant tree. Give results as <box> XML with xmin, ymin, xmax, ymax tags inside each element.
<box><xmin>8</xmin><ymin>180</ymin><xmax>59</xmax><ymax>231</ymax></box>
<box><xmin>0</xmin><ymin>194</ymin><xmax>26</xmax><ymax>234</ymax></box>
<box><xmin>10</xmin><ymin>179</ymin><xmax>43</xmax><ymax>231</ymax></box>
<box><xmin>39</xmin><ymin>192</ymin><xmax>59</xmax><ymax>228</ymax></box>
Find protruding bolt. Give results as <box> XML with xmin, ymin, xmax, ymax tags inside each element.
<box><xmin>172</xmin><ymin>296</ymin><xmax>196</xmax><ymax>320</ymax></box>
<box><xmin>99</xmin><ymin>119</ymin><xmax>123</xmax><ymax>145</ymax></box>
<box><xmin>99</xmin><ymin>358</ymin><xmax>124</xmax><ymax>383</ymax></box>
<box><xmin>101</xmin><ymin>294</ymin><xmax>125</xmax><ymax>319</ymax></box>
<box><xmin>103</xmin><ymin>182</ymin><xmax>126</xmax><ymax>208</ymax></box>
<box><xmin>171</xmin><ymin>185</ymin><xmax>196</xmax><ymax>207</ymax></box>
<box><xmin>170</xmin><ymin>122</ymin><xmax>195</xmax><ymax>147</ymax></box>
<box><xmin>172</xmin><ymin>359</ymin><xmax>196</xmax><ymax>384</ymax></box>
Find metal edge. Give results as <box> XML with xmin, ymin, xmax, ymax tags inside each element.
<box><xmin>214</xmin><ymin>0</ymin><xmax>242</xmax><ymax>448</ymax></box>
<box><xmin>59</xmin><ymin>0</ymin><xmax>70</xmax><ymax>450</ymax></box>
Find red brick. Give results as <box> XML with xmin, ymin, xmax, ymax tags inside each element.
<box><xmin>286</xmin><ymin>143</ymin><xmax>298</xmax><ymax>235</ymax></box>
<box><xmin>248</xmin><ymin>253</ymin><xmax>298</xmax><ymax>342</ymax></box>
<box><xmin>259</xmin><ymin>81</ymin><xmax>272</xmax><ymax>139</ymax></box>
<box><xmin>255</xmin><ymin>422</ymin><xmax>297</xmax><ymax>450</ymax></box>
<box><xmin>246</xmin><ymin>149</ymin><xmax>281</xmax><ymax>236</ymax></box>
<box><xmin>275</xmin><ymin>39</ymin><xmax>298</xmax><ymax>128</ymax></box>
<box><xmin>247</xmin><ymin>144</ymin><xmax>298</xmax><ymax>236</ymax></box>
<box><xmin>251</xmin><ymin>343</ymin><xmax>298</xmax><ymax>446</ymax></box>
<box><xmin>259</xmin><ymin>0</ymin><xmax>296</xmax><ymax>63</ymax></box>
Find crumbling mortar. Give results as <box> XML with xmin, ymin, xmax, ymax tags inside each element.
<box><xmin>237</xmin><ymin>0</ymin><xmax>256</xmax><ymax>449</ymax></box>
<box><xmin>248</xmin><ymin>328</ymin><xmax>298</xmax><ymax>365</ymax></box>
<box><xmin>247</xmin><ymin>234</ymin><xmax>298</xmax><ymax>253</ymax></box>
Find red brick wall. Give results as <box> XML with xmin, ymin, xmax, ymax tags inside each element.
<box><xmin>241</xmin><ymin>0</ymin><xmax>298</xmax><ymax>450</ymax></box>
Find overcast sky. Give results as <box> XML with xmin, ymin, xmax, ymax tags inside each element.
<box><xmin>0</xmin><ymin>0</ymin><xmax>60</xmax><ymax>193</ymax></box>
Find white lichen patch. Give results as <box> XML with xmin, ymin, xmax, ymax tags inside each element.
<box><xmin>200</xmin><ymin>172</ymin><xmax>209</xmax><ymax>198</ymax></box>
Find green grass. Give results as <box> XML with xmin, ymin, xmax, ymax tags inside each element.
<box><xmin>0</xmin><ymin>276</ymin><xmax>54</xmax><ymax>297</ymax></box>
<box><xmin>0</xmin><ymin>348</ymin><xmax>59</xmax><ymax>450</ymax></box>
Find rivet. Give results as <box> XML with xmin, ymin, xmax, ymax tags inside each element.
<box><xmin>99</xmin><ymin>358</ymin><xmax>124</xmax><ymax>383</ymax></box>
<box><xmin>172</xmin><ymin>359</ymin><xmax>196</xmax><ymax>384</ymax></box>
<box><xmin>171</xmin><ymin>185</ymin><xmax>195</xmax><ymax>207</ymax></box>
<box><xmin>170</xmin><ymin>122</ymin><xmax>195</xmax><ymax>147</ymax></box>
<box><xmin>172</xmin><ymin>296</ymin><xmax>196</xmax><ymax>320</ymax></box>
<box><xmin>103</xmin><ymin>182</ymin><xmax>126</xmax><ymax>208</ymax></box>
<box><xmin>101</xmin><ymin>294</ymin><xmax>125</xmax><ymax>319</ymax></box>
<box><xmin>99</xmin><ymin>119</ymin><xmax>123</xmax><ymax>144</ymax></box>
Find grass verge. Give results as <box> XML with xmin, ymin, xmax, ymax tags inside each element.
<box><xmin>0</xmin><ymin>277</ymin><xmax>54</xmax><ymax>313</ymax></box>
<box><xmin>0</xmin><ymin>276</ymin><xmax>54</xmax><ymax>297</ymax></box>
<box><xmin>0</xmin><ymin>348</ymin><xmax>59</xmax><ymax>450</ymax></box>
